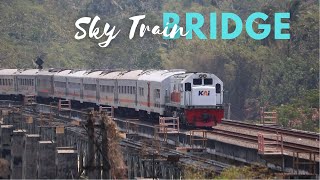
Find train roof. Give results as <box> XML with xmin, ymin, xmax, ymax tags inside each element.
<box><xmin>15</xmin><ymin>69</ymin><xmax>39</xmax><ymax>75</ymax></box>
<box><xmin>83</xmin><ymin>70</ymin><xmax>103</xmax><ymax>78</ymax></box>
<box><xmin>139</xmin><ymin>69</ymin><xmax>186</xmax><ymax>82</ymax></box>
<box><xmin>37</xmin><ymin>69</ymin><xmax>57</xmax><ymax>76</ymax></box>
<box><xmin>67</xmin><ymin>70</ymin><xmax>87</xmax><ymax>77</ymax></box>
<box><xmin>116</xmin><ymin>70</ymin><xmax>144</xmax><ymax>80</ymax></box>
<box><xmin>0</xmin><ymin>69</ymin><xmax>18</xmax><ymax>75</ymax></box>
<box><xmin>99</xmin><ymin>71</ymin><xmax>123</xmax><ymax>79</ymax></box>
<box><xmin>54</xmin><ymin>69</ymin><xmax>73</xmax><ymax>76</ymax></box>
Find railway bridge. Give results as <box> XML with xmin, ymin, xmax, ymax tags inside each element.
<box><xmin>0</xmin><ymin>100</ymin><xmax>318</xmax><ymax>179</ymax></box>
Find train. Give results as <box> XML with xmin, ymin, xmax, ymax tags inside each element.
<box><xmin>0</xmin><ymin>68</ymin><xmax>224</xmax><ymax>128</ymax></box>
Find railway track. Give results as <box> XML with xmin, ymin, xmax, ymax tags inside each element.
<box><xmin>222</xmin><ymin>119</ymin><xmax>319</xmax><ymax>141</ymax></box>
<box><xmin>209</xmin><ymin>129</ymin><xmax>319</xmax><ymax>153</ymax></box>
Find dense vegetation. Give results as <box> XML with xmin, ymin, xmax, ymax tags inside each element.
<box><xmin>0</xmin><ymin>0</ymin><xmax>318</xmax><ymax>131</ymax></box>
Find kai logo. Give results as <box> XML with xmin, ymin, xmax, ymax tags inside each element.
<box><xmin>198</xmin><ymin>90</ymin><xmax>210</xmax><ymax>96</ymax></box>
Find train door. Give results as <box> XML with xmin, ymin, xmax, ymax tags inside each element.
<box><xmin>35</xmin><ymin>76</ymin><xmax>38</xmax><ymax>93</ymax></box>
<box><xmin>14</xmin><ymin>76</ymin><xmax>18</xmax><ymax>93</ymax></box>
<box><xmin>135</xmin><ymin>81</ymin><xmax>138</xmax><ymax>106</ymax></box>
<box><xmin>147</xmin><ymin>82</ymin><xmax>150</xmax><ymax>107</ymax></box>
<box><xmin>80</xmin><ymin>78</ymin><xmax>83</xmax><ymax>100</ymax></box>
<box><xmin>184</xmin><ymin>82</ymin><xmax>192</xmax><ymax>105</ymax></box>
<box><xmin>50</xmin><ymin>76</ymin><xmax>54</xmax><ymax>95</ymax></box>
<box><xmin>114</xmin><ymin>80</ymin><xmax>118</xmax><ymax>105</ymax></box>
<box><xmin>96</xmin><ymin>79</ymin><xmax>100</xmax><ymax>103</ymax></box>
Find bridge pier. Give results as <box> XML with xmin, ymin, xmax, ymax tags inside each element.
<box><xmin>37</xmin><ymin>141</ymin><xmax>56</xmax><ymax>179</ymax></box>
<box><xmin>0</xmin><ymin>125</ymin><xmax>14</xmax><ymax>162</ymax></box>
<box><xmin>10</xmin><ymin>129</ymin><xmax>26</xmax><ymax>179</ymax></box>
<box><xmin>22</xmin><ymin>134</ymin><xmax>40</xmax><ymax>179</ymax></box>
<box><xmin>56</xmin><ymin>147</ymin><xmax>78</xmax><ymax>179</ymax></box>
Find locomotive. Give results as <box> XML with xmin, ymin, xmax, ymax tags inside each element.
<box><xmin>0</xmin><ymin>68</ymin><xmax>224</xmax><ymax>128</ymax></box>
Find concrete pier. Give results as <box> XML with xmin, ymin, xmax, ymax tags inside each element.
<box><xmin>37</xmin><ymin>141</ymin><xmax>56</xmax><ymax>179</ymax></box>
<box><xmin>56</xmin><ymin>147</ymin><xmax>78</xmax><ymax>179</ymax></box>
<box><xmin>22</xmin><ymin>134</ymin><xmax>40</xmax><ymax>179</ymax></box>
<box><xmin>10</xmin><ymin>129</ymin><xmax>26</xmax><ymax>179</ymax></box>
<box><xmin>0</xmin><ymin>125</ymin><xmax>14</xmax><ymax>161</ymax></box>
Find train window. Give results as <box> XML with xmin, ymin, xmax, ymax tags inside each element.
<box><xmin>193</xmin><ymin>78</ymin><xmax>202</xmax><ymax>85</ymax></box>
<box><xmin>111</xmin><ymin>86</ymin><xmax>114</xmax><ymax>93</ymax></box>
<box><xmin>31</xmin><ymin>79</ymin><xmax>34</xmax><ymax>86</ymax></box>
<box><xmin>84</xmin><ymin>84</ymin><xmax>96</xmax><ymax>91</ymax></box>
<box><xmin>0</xmin><ymin>79</ymin><xmax>2</xmax><ymax>85</ymax></box>
<box><xmin>155</xmin><ymin>89</ymin><xmax>160</xmax><ymax>98</ymax></box>
<box><xmin>133</xmin><ymin>87</ymin><xmax>136</xmax><ymax>94</ymax></box>
<box><xmin>185</xmin><ymin>83</ymin><xmax>191</xmax><ymax>91</ymax></box>
<box><xmin>204</xmin><ymin>78</ymin><xmax>213</xmax><ymax>85</ymax></box>
<box><xmin>106</xmin><ymin>86</ymin><xmax>109</xmax><ymax>93</ymax></box>
<box><xmin>216</xmin><ymin>83</ymin><xmax>221</xmax><ymax>93</ymax></box>
<box><xmin>55</xmin><ymin>81</ymin><xmax>66</xmax><ymax>88</ymax></box>
<box><xmin>139</xmin><ymin>87</ymin><xmax>144</xmax><ymax>96</ymax></box>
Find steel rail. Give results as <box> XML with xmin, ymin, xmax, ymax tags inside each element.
<box><xmin>222</xmin><ymin>119</ymin><xmax>319</xmax><ymax>141</ymax></box>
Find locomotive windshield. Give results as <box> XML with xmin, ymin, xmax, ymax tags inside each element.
<box><xmin>204</xmin><ymin>78</ymin><xmax>213</xmax><ymax>85</ymax></box>
<box><xmin>193</xmin><ymin>78</ymin><xmax>202</xmax><ymax>85</ymax></box>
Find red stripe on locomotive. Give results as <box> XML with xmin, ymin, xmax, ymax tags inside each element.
<box><xmin>185</xmin><ymin>108</ymin><xmax>224</xmax><ymax>127</ymax></box>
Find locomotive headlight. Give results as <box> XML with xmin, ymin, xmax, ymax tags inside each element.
<box><xmin>199</xmin><ymin>74</ymin><xmax>207</xmax><ymax>78</ymax></box>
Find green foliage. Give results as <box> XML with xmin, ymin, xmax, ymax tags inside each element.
<box><xmin>216</xmin><ymin>165</ymin><xmax>274</xmax><ymax>179</ymax></box>
<box><xmin>183</xmin><ymin>165</ymin><xmax>215</xmax><ymax>179</ymax></box>
<box><xmin>275</xmin><ymin>89</ymin><xmax>319</xmax><ymax>132</ymax></box>
<box><xmin>0</xmin><ymin>0</ymin><xmax>318</xmax><ymax>123</ymax></box>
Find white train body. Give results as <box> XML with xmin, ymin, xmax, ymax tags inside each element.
<box><xmin>0</xmin><ymin>69</ymin><xmax>224</xmax><ymax>128</ymax></box>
